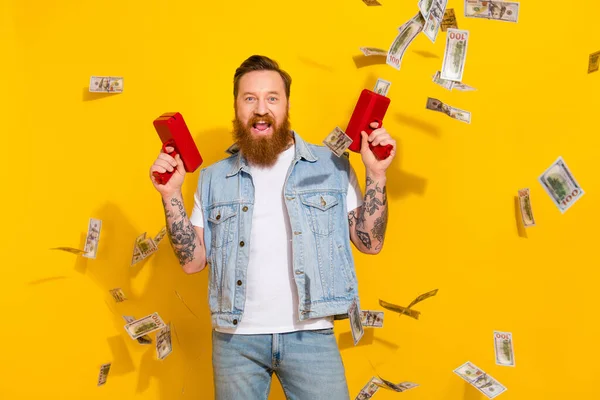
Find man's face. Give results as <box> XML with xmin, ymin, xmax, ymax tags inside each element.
<box><xmin>233</xmin><ymin>70</ymin><xmax>291</xmax><ymax>167</ymax></box>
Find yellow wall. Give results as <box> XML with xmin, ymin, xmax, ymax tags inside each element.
<box><xmin>1</xmin><ymin>0</ymin><xmax>599</xmax><ymax>398</ymax></box>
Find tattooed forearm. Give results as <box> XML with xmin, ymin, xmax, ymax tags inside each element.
<box><xmin>349</xmin><ymin>174</ymin><xmax>389</xmax><ymax>253</ymax></box>
<box><xmin>162</xmin><ymin>194</ymin><xmax>200</xmax><ymax>267</ymax></box>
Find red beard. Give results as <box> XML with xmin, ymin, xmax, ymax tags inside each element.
<box><xmin>232</xmin><ymin>112</ymin><xmax>292</xmax><ymax>167</ymax></box>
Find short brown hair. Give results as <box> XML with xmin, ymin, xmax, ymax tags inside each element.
<box><xmin>233</xmin><ymin>55</ymin><xmax>292</xmax><ymax>99</ymax></box>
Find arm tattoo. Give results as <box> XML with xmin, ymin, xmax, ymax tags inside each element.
<box><xmin>162</xmin><ymin>197</ymin><xmax>197</xmax><ymax>266</ymax></box>
<box><xmin>349</xmin><ymin>175</ymin><xmax>388</xmax><ymax>252</ymax></box>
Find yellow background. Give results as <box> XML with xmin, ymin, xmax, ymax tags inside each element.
<box><xmin>1</xmin><ymin>0</ymin><xmax>599</xmax><ymax>398</ymax></box>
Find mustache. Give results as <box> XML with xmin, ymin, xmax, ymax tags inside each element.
<box><xmin>247</xmin><ymin>115</ymin><xmax>276</xmax><ymax>126</ymax></box>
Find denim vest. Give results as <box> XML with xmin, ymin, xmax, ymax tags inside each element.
<box><xmin>199</xmin><ymin>131</ymin><xmax>360</xmax><ymax>329</ymax></box>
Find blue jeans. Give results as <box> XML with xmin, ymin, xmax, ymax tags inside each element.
<box><xmin>212</xmin><ymin>328</ymin><xmax>350</xmax><ymax>400</ymax></box>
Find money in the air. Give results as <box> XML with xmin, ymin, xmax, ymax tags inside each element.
<box><xmin>97</xmin><ymin>363</ymin><xmax>111</xmax><ymax>386</ymax></box>
<box><xmin>426</xmin><ymin>97</ymin><xmax>471</xmax><ymax>124</ymax></box>
<box><xmin>423</xmin><ymin>0</ymin><xmax>448</xmax><ymax>43</ymax></box>
<box><xmin>360</xmin><ymin>310</ymin><xmax>384</xmax><ymax>327</ymax></box>
<box><xmin>109</xmin><ymin>288</ymin><xmax>127</xmax><ymax>303</ymax></box>
<box><xmin>359</xmin><ymin>47</ymin><xmax>388</xmax><ymax>57</ymax></box>
<box><xmin>89</xmin><ymin>76</ymin><xmax>123</xmax><ymax>93</ymax></box>
<box><xmin>124</xmin><ymin>312</ymin><xmax>166</xmax><ymax>340</ymax></box>
<box><xmin>589</xmin><ymin>51</ymin><xmax>600</xmax><ymax>74</ymax></box>
<box><xmin>441</xmin><ymin>28</ymin><xmax>469</xmax><ymax>81</ymax></box>
<box><xmin>518</xmin><ymin>188</ymin><xmax>535</xmax><ymax>227</ymax></box>
<box><xmin>362</xmin><ymin>0</ymin><xmax>382</xmax><ymax>5</ymax></box>
<box><xmin>494</xmin><ymin>331</ymin><xmax>515</xmax><ymax>366</ymax></box>
<box><xmin>454</xmin><ymin>361</ymin><xmax>507</xmax><ymax>399</ymax></box>
<box><xmin>538</xmin><ymin>156</ymin><xmax>584</xmax><ymax>213</ymax></box>
<box><xmin>379</xmin><ymin>299</ymin><xmax>421</xmax><ymax>319</ymax></box>
<box><xmin>441</xmin><ymin>8</ymin><xmax>458</xmax><ymax>31</ymax></box>
<box><xmin>348</xmin><ymin>298</ymin><xmax>364</xmax><ymax>345</ymax></box>
<box><xmin>323</xmin><ymin>127</ymin><xmax>353</xmax><ymax>158</ymax></box>
<box><xmin>83</xmin><ymin>218</ymin><xmax>102</xmax><ymax>259</ymax></box>
<box><xmin>123</xmin><ymin>316</ymin><xmax>152</xmax><ymax>344</ymax></box>
<box><xmin>357</xmin><ymin>377</ymin><xmax>381</xmax><ymax>399</ymax></box>
<box><xmin>156</xmin><ymin>323</ymin><xmax>173</xmax><ymax>360</ymax></box>
<box><xmin>373</xmin><ymin>78</ymin><xmax>391</xmax><ymax>96</ymax></box>
<box><xmin>465</xmin><ymin>0</ymin><xmax>519</xmax><ymax>23</ymax></box>
<box><xmin>387</xmin><ymin>13</ymin><xmax>425</xmax><ymax>70</ymax></box>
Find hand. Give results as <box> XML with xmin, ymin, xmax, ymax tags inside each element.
<box><xmin>149</xmin><ymin>146</ymin><xmax>186</xmax><ymax>196</ymax></box>
<box><xmin>360</xmin><ymin>122</ymin><xmax>397</xmax><ymax>177</ymax></box>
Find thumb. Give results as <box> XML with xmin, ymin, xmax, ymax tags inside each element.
<box><xmin>175</xmin><ymin>154</ymin><xmax>186</xmax><ymax>175</ymax></box>
<box><xmin>360</xmin><ymin>131</ymin><xmax>369</xmax><ymax>151</ymax></box>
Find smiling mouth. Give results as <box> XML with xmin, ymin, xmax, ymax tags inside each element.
<box><xmin>253</xmin><ymin>121</ymin><xmax>272</xmax><ymax>132</ymax></box>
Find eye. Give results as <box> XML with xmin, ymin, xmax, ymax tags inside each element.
<box><xmin>268</xmin><ymin>96</ymin><xmax>278</xmax><ymax>102</ymax></box>
<box><xmin>245</xmin><ymin>96</ymin><xmax>256</xmax><ymax>102</ymax></box>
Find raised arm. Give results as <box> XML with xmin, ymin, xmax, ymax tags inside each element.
<box><xmin>348</xmin><ymin>123</ymin><xmax>396</xmax><ymax>255</ymax></box>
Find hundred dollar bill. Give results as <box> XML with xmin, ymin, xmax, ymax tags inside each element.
<box><xmin>323</xmin><ymin>127</ymin><xmax>353</xmax><ymax>158</ymax></box>
<box><xmin>454</xmin><ymin>361</ymin><xmax>507</xmax><ymax>399</ymax></box>
<box><xmin>360</xmin><ymin>310</ymin><xmax>384</xmax><ymax>327</ymax></box>
<box><xmin>156</xmin><ymin>323</ymin><xmax>173</xmax><ymax>360</ymax></box>
<box><xmin>518</xmin><ymin>188</ymin><xmax>536</xmax><ymax>227</ymax></box>
<box><xmin>407</xmin><ymin>288</ymin><xmax>439</xmax><ymax>309</ymax></box>
<box><xmin>97</xmin><ymin>363</ymin><xmax>111</xmax><ymax>386</ymax></box>
<box><xmin>90</xmin><ymin>76</ymin><xmax>123</xmax><ymax>93</ymax></box>
<box><xmin>124</xmin><ymin>312</ymin><xmax>166</xmax><ymax>340</ymax></box>
<box><xmin>494</xmin><ymin>331</ymin><xmax>515</xmax><ymax>366</ymax></box>
<box><xmin>465</xmin><ymin>0</ymin><xmax>519</xmax><ymax>23</ymax></box>
<box><xmin>373</xmin><ymin>78</ymin><xmax>391</xmax><ymax>96</ymax></box>
<box><xmin>123</xmin><ymin>316</ymin><xmax>152</xmax><ymax>344</ymax></box>
<box><xmin>441</xmin><ymin>28</ymin><xmax>469</xmax><ymax>81</ymax></box>
<box><xmin>375</xmin><ymin>377</ymin><xmax>419</xmax><ymax>392</ymax></box>
<box><xmin>387</xmin><ymin>13</ymin><xmax>425</xmax><ymax>70</ymax></box>
<box><xmin>433</xmin><ymin>71</ymin><xmax>455</xmax><ymax>90</ymax></box>
<box><xmin>418</xmin><ymin>0</ymin><xmax>434</xmax><ymax>20</ymax></box>
<box><xmin>109</xmin><ymin>288</ymin><xmax>127</xmax><ymax>303</ymax></box>
<box><xmin>362</xmin><ymin>0</ymin><xmax>382</xmax><ymax>5</ymax></box>
<box><xmin>50</xmin><ymin>246</ymin><xmax>87</xmax><ymax>255</ymax></box>
<box><xmin>589</xmin><ymin>51</ymin><xmax>600</xmax><ymax>74</ymax></box>
<box><xmin>441</xmin><ymin>8</ymin><xmax>458</xmax><ymax>31</ymax></box>
<box><xmin>423</xmin><ymin>0</ymin><xmax>448</xmax><ymax>43</ymax></box>
<box><xmin>83</xmin><ymin>218</ymin><xmax>102</xmax><ymax>259</ymax></box>
<box><xmin>453</xmin><ymin>81</ymin><xmax>477</xmax><ymax>91</ymax></box>
<box><xmin>538</xmin><ymin>156</ymin><xmax>585</xmax><ymax>213</ymax></box>
<box><xmin>153</xmin><ymin>227</ymin><xmax>167</xmax><ymax>244</ymax></box>
<box><xmin>359</xmin><ymin>47</ymin><xmax>388</xmax><ymax>57</ymax></box>
<box><xmin>348</xmin><ymin>298</ymin><xmax>364</xmax><ymax>345</ymax></box>
<box><xmin>426</xmin><ymin>97</ymin><xmax>471</xmax><ymax>124</ymax></box>
<box><xmin>378</xmin><ymin>299</ymin><xmax>421</xmax><ymax>319</ymax></box>
<box><xmin>357</xmin><ymin>377</ymin><xmax>382</xmax><ymax>399</ymax></box>
<box><xmin>225</xmin><ymin>142</ymin><xmax>240</xmax><ymax>154</ymax></box>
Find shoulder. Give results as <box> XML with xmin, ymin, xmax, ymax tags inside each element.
<box><xmin>199</xmin><ymin>154</ymin><xmax>238</xmax><ymax>179</ymax></box>
<box><xmin>306</xmin><ymin>142</ymin><xmax>351</xmax><ymax>167</ymax></box>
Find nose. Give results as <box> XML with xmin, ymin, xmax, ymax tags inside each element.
<box><xmin>255</xmin><ymin>98</ymin><xmax>269</xmax><ymax>116</ymax></box>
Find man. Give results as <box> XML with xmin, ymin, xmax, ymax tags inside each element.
<box><xmin>149</xmin><ymin>55</ymin><xmax>396</xmax><ymax>400</ymax></box>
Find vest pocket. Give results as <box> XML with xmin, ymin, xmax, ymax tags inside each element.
<box><xmin>207</xmin><ymin>206</ymin><xmax>237</xmax><ymax>248</ymax></box>
<box><xmin>300</xmin><ymin>193</ymin><xmax>339</xmax><ymax>236</ymax></box>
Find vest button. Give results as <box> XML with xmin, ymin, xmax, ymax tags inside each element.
<box><xmin>239</xmin><ymin>241</ymin><xmax>245</xmax><ymax>247</ymax></box>
<box><xmin>216</xmin><ymin>214</ymin><xmax>221</xmax><ymax>220</ymax></box>
<box><xmin>237</xmin><ymin>280</ymin><xmax>242</xmax><ymax>286</ymax></box>
<box><xmin>295</xmin><ymin>270</ymin><xmax>302</xmax><ymax>275</ymax></box>
<box><xmin>242</xmin><ymin>206</ymin><xmax>248</xmax><ymax>212</ymax></box>
<box><xmin>233</xmin><ymin>319</ymin><xmax>238</xmax><ymax>325</ymax></box>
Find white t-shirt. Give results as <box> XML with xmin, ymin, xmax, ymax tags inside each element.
<box><xmin>190</xmin><ymin>145</ymin><xmax>364</xmax><ymax>334</ymax></box>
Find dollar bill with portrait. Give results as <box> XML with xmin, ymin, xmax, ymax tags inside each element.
<box><xmin>538</xmin><ymin>156</ymin><xmax>584</xmax><ymax>213</ymax></box>
<box><xmin>426</xmin><ymin>97</ymin><xmax>471</xmax><ymax>124</ymax></box>
<box><xmin>348</xmin><ymin>298</ymin><xmax>364</xmax><ymax>345</ymax></box>
<box><xmin>89</xmin><ymin>76</ymin><xmax>123</xmax><ymax>93</ymax></box>
<box><xmin>124</xmin><ymin>312</ymin><xmax>166</xmax><ymax>340</ymax></box>
<box><xmin>465</xmin><ymin>0</ymin><xmax>519</xmax><ymax>23</ymax></box>
<box><xmin>323</xmin><ymin>127</ymin><xmax>353</xmax><ymax>158</ymax></box>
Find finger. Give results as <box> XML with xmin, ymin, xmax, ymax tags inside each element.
<box><xmin>369</xmin><ymin>121</ymin><xmax>380</xmax><ymax>129</ymax></box>
<box><xmin>158</xmin><ymin>153</ymin><xmax>177</xmax><ymax>168</ymax></box>
<box><xmin>175</xmin><ymin>154</ymin><xmax>186</xmax><ymax>175</ymax></box>
<box><xmin>164</xmin><ymin>146</ymin><xmax>175</xmax><ymax>153</ymax></box>
<box><xmin>150</xmin><ymin>165</ymin><xmax>168</xmax><ymax>174</ymax></box>
<box><xmin>361</xmin><ymin>131</ymin><xmax>370</xmax><ymax>149</ymax></box>
<box><xmin>368</xmin><ymin>130</ymin><xmax>387</xmax><ymax>145</ymax></box>
<box><xmin>372</xmin><ymin>135</ymin><xmax>393</xmax><ymax>147</ymax></box>
<box><xmin>154</xmin><ymin>159</ymin><xmax>174</xmax><ymax>172</ymax></box>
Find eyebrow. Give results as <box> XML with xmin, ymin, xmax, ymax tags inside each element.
<box><xmin>242</xmin><ymin>91</ymin><xmax>281</xmax><ymax>96</ymax></box>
